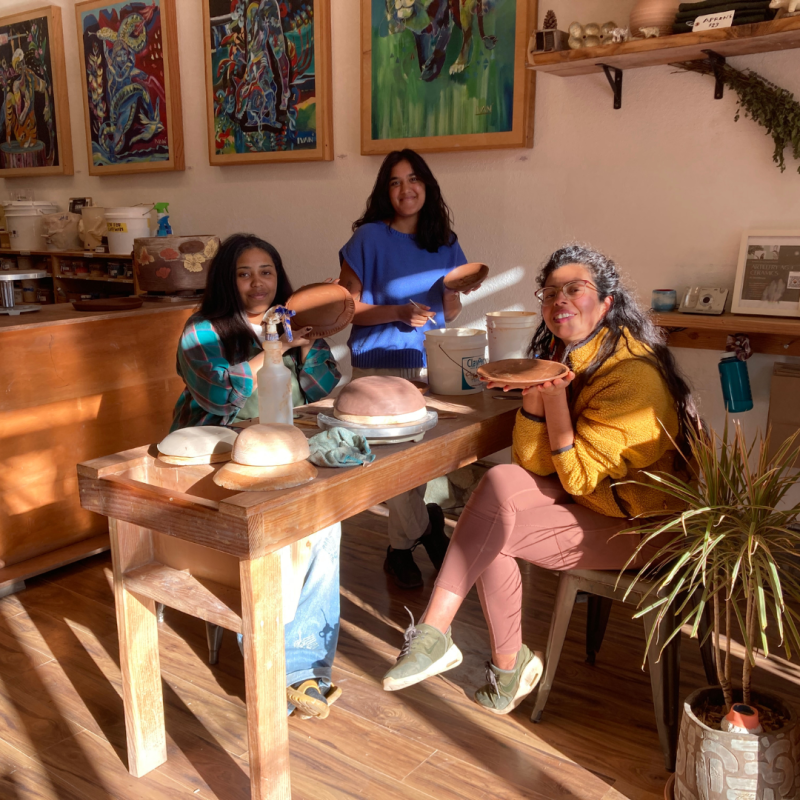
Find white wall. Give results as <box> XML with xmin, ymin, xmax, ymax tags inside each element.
<box><xmin>4</xmin><ymin>0</ymin><xmax>800</xmax><ymax>444</ymax></box>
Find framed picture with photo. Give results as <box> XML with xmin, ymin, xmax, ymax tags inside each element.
<box><xmin>732</xmin><ymin>230</ymin><xmax>800</xmax><ymax>318</ymax></box>
<box><xmin>75</xmin><ymin>0</ymin><xmax>184</xmax><ymax>175</ymax></box>
<box><xmin>0</xmin><ymin>6</ymin><xmax>73</xmax><ymax>177</ymax></box>
<box><xmin>361</xmin><ymin>0</ymin><xmax>536</xmax><ymax>155</ymax></box>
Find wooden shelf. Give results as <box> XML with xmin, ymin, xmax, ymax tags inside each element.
<box><xmin>0</xmin><ymin>248</ymin><xmax>133</xmax><ymax>260</ymax></box>
<box><xmin>527</xmin><ymin>16</ymin><xmax>800</xmax><ymax>76</ymax></box>
<box><xmin>58</xmin><ymin>274</ymin><xmax>133</xmax><ymax>284</ymax></box>
<box><xmin>653</xmin><ymin>311</ymin><xmax>800</xmax><ymax>356</ymax></box>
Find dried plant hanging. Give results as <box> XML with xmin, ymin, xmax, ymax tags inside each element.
<box><xmin>676</xmin><ymin>60</ymin><xmax>800</xmax><ymax>174</ymax></box>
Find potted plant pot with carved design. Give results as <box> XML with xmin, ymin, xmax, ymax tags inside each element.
<box><xmin>623</xmin><ymin>422</ymin><xmax>800</xmax><ymax>799</ymax></box>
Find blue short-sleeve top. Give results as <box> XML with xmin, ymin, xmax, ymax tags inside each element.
<box><xmin>339</xmin><ymin>222</ymin><xmax>467</xmax><ymax>369</ymax></box>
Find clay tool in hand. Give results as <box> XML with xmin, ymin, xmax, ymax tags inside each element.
<box><xmin>409</xmin><ymin>299</ymin><xmax>437</xmax><ymax>326</ymax></box>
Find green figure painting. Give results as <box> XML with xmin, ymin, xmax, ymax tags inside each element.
<box><xmin>371</xmin><ymin>0</ymin><xmax>517</xmax><ymax>141</ymax></box>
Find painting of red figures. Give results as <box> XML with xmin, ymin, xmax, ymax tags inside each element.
<box><xmin>203</xmin><ymin>0</ymin><xmax>333</xmax><ymax>164</ymax></box>
<box><xmin>76</xmin><ymin>0</ymin><xmax>184</xmax><ymax>175</ymax></box>
<box><xmin>0</xmin><ymin>6</ymin><xmax>73</xmax><ymax>177</ymax></box>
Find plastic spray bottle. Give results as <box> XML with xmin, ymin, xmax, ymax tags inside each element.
<box><xmin>154</xmin><ymin>203</ymin><xmax>172</xmax><ymax>236</ymax></box>
<box><xmin>257</xmin><ymin>305</ymin><xmax>296</xmax><ymax>426</ymax></box>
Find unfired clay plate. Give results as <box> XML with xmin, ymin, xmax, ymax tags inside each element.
<box><xmin>477</xmin><ymin>358</ymin><xmax>569</xmax><ymax>389</ymax></box>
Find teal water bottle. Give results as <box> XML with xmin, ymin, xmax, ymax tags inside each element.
<box><xmin>719</xmin><ymin>356</ymin><xmax>753</xmax><ymax>413</ymax></box>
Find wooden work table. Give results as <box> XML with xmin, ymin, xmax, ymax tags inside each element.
<box><xmin>0</xmin><ymin>300</ymin><xmax>198</xmax><ymax>596</ymax></box>
<box><xmin>76</xmin><ymin>391</ymin><xmax>520</xmax><ymax>799</ymax></box>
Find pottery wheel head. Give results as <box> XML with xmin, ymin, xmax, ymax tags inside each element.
<box><xmin>477</xmin><ymin>358</ymin><xmax>569</xmax><ymax>388</ymax></box>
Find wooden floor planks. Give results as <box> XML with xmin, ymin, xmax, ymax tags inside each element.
<box><xmin>0</xmin><ymin>510</ymin><xmax>799</xmax><ymax>799</ymax></box>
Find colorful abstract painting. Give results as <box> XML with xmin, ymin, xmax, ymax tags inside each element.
<box><xmin>362</xmin><ymin>0</ymin><xmax>533</xmax><ymax>154</ymax></box>
<box><xmin>78</xmin><ymin>0</ymin><xmax>182</xmax><ymax>173</ymax></box>
<box><xmin>205</xmin><ymin>0</ymin><xmax>332</xmax><ymax>163</ymax></box>
<box><xmin>0</xmin><ymin>13</ymin><xmax>61</xmax><ymax>172</ymax></box>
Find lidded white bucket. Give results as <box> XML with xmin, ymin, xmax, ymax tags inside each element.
<box><xmin>2</xmin><ymin>201</ymin><xmax>58</xmax><ymax>251</ymax></box>
<box><xmin>105</xmin><ymin>206</ymin><xmax>153</xmax><ymax>255</ymax></box>
<box><xmin>486</xmin><ymin>311</ymin><xmax>538</xmax><ymax>362</ymax></box>
<box><xmin>424</xmin><ymin>328</ymin><xmax>487</xmax><ymax>396</ymax></box>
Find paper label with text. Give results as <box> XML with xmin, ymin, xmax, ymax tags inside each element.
<box><xmin>692</xmin><ymin>10</ymin><xmax>735</xmax><ymax>31</ymax></box>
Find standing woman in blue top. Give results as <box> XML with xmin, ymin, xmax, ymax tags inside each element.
<box><xmin>338</xmin><ymin>149</ymin><xmax>482</xmax><ymax>590</ymax></box>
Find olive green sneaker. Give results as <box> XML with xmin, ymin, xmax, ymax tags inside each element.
<box><xmin>474</xmin><ymin>645</ymin><xmax>544</xmax><ymax>715</ymax></box>
<box><xmin>383</xmin><ymin>609</ymin><xmax>463</xmax><ymax>691</ymax></box>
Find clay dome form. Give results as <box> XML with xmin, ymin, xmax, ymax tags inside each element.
<box><xmin>334</xmin><ymin>376</ymin><xmax>428</xmax><ymax>425</ymax></box>
<box><xmin>444</xmin><ymin>262</ymin><xmax>489</xmax><ymax>292</ymax></box>
<box><xmin>213</xmin><ymin>423</ymin><xmax>317</xmax><ymax>491</ymax></box>
<box><xmin>285</xmin><ymin>282</ymin><xmax>355</xmax><ymax>338</ymax></box>
<box><xmin>476</xmin><ymin>358</ymin><xmax>569</xmax><ymax>390</ymax></box>
<box><xmin>157</xmin><ymin>426</ymin><xmax>238</xmax><ymax>465</ymax></box>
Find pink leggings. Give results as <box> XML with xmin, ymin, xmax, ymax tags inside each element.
<box><xmin>434</xmin><ymin>464</ymin><xmax>644</xmax><ymax>655</ymax></box>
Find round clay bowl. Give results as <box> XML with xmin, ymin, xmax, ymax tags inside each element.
<box><xmin>663</xmin><ymin>774</ymin><xmax>674</xmax><ymax>800</ymax></box>
<box><xmin>334</xmin><ymin>376</ymin><xmax>427</xmax><ymax>425</ymax></box>
<box><xmin>158</xmin><ymin>426</ymin><xmax>238</xmax><ymax>458</ymax></box>
<box><xmin>444</xmin><ymin>262</ymin><xmax>489</xmax><ymax>292</ymax></box>
<box><xmin>286</xmin><ymin>282</ymin><xmax>355</xmax><ymax>338</ymax></box>
<box><xmin>230</xmin><ymin>423</ymin><xmax>310</xmax><ymax>467</ymax></box>
<box><xmin>213</xmin><ymin>459</ymin><xmax>317</xmax><ymax>492</ymax></box>
<box><xmin>476</xmin><ymin>358</ymin><xmax>569</xmax><ymax>389</ymax></box>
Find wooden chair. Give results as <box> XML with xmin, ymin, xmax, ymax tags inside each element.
<box><xmin>531</xmin><ymin>568</ymin><xmax>717</xmax><ymax>772</ymax></box>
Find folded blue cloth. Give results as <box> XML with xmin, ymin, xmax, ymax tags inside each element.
<box><xmin>308</xmin><ymin>428</ymin><xmax>376</xmax><ymax>467</ymax></box>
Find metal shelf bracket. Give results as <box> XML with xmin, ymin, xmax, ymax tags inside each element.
<box><xmin>702</xmin><ymin>50</ymin><xmax>726</xmax><ymax>99</ymax></box>
<box><xmin>599</xmin><ymin>64</ymin><xmax>623</xmax><ymax>109</ymax></box>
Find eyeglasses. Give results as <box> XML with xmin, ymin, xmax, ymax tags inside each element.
<box><xmin>534</xmin><ymin>279</ymin><xmax>598</xmax><ymax>306</ymax></box>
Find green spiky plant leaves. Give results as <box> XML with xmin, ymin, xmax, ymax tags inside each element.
<box><xmin>619</xmin><ymin>422</ymin><xmax>800</xmax><ymax>712</ymax></box>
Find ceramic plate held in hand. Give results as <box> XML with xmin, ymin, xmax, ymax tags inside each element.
<box><xmin>477</xmin><ymin>359</ymin><xmax>569</xmax><ymax>389</ymax></box>
<box><xmin>285</xmin><ymin>283</ymin><xmax>355</xmax><ymax>338</ymax></box>
<box><xmin>443</xmin><ymin>262</ymin><xmax>489</xmax><ymax>292</ymax></box>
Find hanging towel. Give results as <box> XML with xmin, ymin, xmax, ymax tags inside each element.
<box><xmin>308</xmin><ymin>427</ymin><xmax>376</xmax><ymax>467</ymax></box>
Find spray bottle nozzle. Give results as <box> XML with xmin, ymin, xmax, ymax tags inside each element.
<box><xmin>154</xmin><ymin>202</ymin><xmax>169</xmax><ymax>213</ymax></box>
<box><xmin>262</xmin><ymin>305</ymin><xmax>296</xmax><ymax>343</ymax></box>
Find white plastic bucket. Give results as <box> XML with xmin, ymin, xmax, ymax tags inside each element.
<box><xmin>424</xmin><ymin>328</ymin><xmax>487</xmax><ymax>396</ymax></box>
<box><xmin>2</xmin><ymin>201</ymin><xmax>58</xmax><ymax>250</ymax></box>
<box><xmin>486</xmin><ymin>311</ymin><xmax>538</xmax><ymax>362</ymax></box>
<box><xmin>105</xmin><ymin>206</ymin><xmax>153</xmax><ymax>255</ymax></box>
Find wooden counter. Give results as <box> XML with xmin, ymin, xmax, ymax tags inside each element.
<box><xmin>0</xmin><ymin>301</ymin><xmax>198</xmax><ymax>595</ymax></box>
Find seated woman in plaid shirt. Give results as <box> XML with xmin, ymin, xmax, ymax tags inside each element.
<box><xmin>170</xmin><ymin>233</ymin><xmax>343</xmax><ymax>720</ymax></box>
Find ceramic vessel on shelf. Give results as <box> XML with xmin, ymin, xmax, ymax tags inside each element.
<box><xmin>629</xmin><ymin>0</ymin><xmax>679</xmax><ymax>36</ymax></box>
<box><xmin>133</xmin><ymin>235</ymin><xmax>220</xmax><ymax>294</ymax></box>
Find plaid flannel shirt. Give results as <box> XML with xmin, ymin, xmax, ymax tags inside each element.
<box><xmin>170</xmin><ymin>316</ymin><xmax>340</xmax><ymax>431</ymax></box>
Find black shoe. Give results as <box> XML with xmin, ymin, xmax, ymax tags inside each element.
<box><xmin>384</xmin><ymin>546</ymin><xmax>423</xmax><ymax>589</ymax></box>
<box><xmin>418</xmin><ymin>503</ymin><xmax>450</xmax><ymax>571</ymax></box>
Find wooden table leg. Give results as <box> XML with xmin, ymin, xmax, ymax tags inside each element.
<box><xmin>109</xmin><ymin>518</ymin><xmax>167</xmax><ymax>777</ymax></box>
<box><xmin>240</xmin><ymin>552</ymin><xmax>290</xmax><ymax>800</ymax></box>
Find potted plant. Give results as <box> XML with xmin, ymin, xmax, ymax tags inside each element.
<box><xmin>622</xmin><ymin>422</ymin><xmax>800</xmax><ymax>800</ymax></box>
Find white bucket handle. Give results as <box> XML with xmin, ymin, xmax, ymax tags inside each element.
<box><xmin>437</xmin><ymin>343</ymin><xmax>480</xmax><ymax>379</ymax></box>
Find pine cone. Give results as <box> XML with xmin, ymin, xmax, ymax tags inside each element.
<box><xmin>543</xmin><ymin>9</ymin><xmax>557</xmax><ymax>29</ymax></box>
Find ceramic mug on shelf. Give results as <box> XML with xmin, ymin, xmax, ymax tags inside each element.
<box><xmin>651</xmin><ymin>289</ymin><xmax>677</xmax><ymax>312</ymax></box>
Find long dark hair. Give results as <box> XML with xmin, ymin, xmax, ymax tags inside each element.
<box><xmin>528</xmin><ymin>244</ymin><xmax>698</xmax><ymax>445</ymax></box>
<box><xmin>198</xmin><ymin>233</ymin><xmax>294</xmax><ymax>365</ymax></box>
<box><xmin>353</xmin><ymin>149</ymin><xmax>456</xmax><ymax>253</ymax></box>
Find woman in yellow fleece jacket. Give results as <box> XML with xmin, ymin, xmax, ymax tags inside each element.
<box><xmin>382</xmin><ymin>245</ymin><xmax>698</xmax><ymax>714</ymax></box>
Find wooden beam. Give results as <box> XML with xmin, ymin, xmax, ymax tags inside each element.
<box><xmin>123</xmin><ymin>562</ymin><xmax>243</xmax><ymax>633</ymax></box>
<box><xmin>108</xmin><ymin>519</ymin><xmax>166</xmax><ymax>778</ymax></box>
<box><xmin>240</xmin><ymin>553</ymin><xmax>290</xmax><ymax>800</ymax></box>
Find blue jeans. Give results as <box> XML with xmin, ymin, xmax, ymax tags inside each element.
<box><xmin>238</xmin><ymin>523</ymin><xmax>341</xmax><ymax>711</ymax></box>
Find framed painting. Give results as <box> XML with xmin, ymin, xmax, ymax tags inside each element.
<box><xmin>0</xmin><ymin>6</ymin><xmax>73</xmax><ymax>177</ymax></box>
<box><xmin>75</xmin><ymin>0</ymin><xmax>184</xmax><ymax>176</ymax></box>
<box><xmin>732</xmin><ymin>230</ymin><xmax>800</xmax><ymax>318</ymax></box>
<box><xmin>202</xmin><ymin>0</ymin><xmax>333</xmax><ymax>165</ymax></box>
<box><xmin>362</xmin><ymin>0</ymin><xmax>536</xmax><ymax>155</ymax></box>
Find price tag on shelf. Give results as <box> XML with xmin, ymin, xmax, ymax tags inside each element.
<box><xmin>83</xmin><ymin>252</ymin><xmax>94</xmax><ymax>258</ymax></box>
<box><xmin>692</xmin><ymin>10</ymin><xmax>735</xmax><ymax>31</ymax></box>
<box><xmin>19</xmin><ymin>250</ymin><xmax>30</xmax><ymax>256</ymax></box>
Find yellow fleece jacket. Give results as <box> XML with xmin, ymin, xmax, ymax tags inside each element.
<box><xmin>512</xmin><ymin>328</ymin><xmax>686</xmax><ymax>519</ymax></box>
